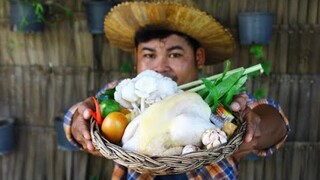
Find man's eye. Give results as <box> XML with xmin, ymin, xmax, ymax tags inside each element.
<box><xmin>169</xmin><ymin>53</ymin><xmax>182</xmax><ymax>58</ymax></box>
<box><xmin>144</xmin><ymin>54</ymin><xmax>156</xmax><ymax>59</ymax></box>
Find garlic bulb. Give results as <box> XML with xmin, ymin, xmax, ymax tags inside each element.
<box><xmin>201</xmin><ymin>128</ymin><xmax>227</xmax><ymax>149</ymax></box>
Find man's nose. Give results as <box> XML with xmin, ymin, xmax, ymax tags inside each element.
<box><xmin>153</xmin><ymin>57</ymin><xmax>170</xmax><ymax>73</ymax></box>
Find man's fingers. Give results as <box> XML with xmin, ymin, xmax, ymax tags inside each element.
<box><xmin>231</xmin><ymin>96</ymin><xmax>247</xmax><ymax>112</ymax></box>
<box><xmin>244</xmin><ymin>120</ymin><xmax>255</xmax><ymax>142</ymax></box>
<box><xmin>69</xmin><ymin>98</ymin><xmax>100</xmax><ymax>155</ymax></box>
<box><xmin>82</xmin><ymin>128</ymin><xmax>91</xmax><ymax>140</ymax></box>
<box><xmin>86</xmin><ymin>142</ymin><xmax>95</xmax><ymax>151</ymax></box>
<box><xmin>80</xmin><ymin>141</ymin><xmax>100</xmax><ymax>155</ymax></box>
<box><xmin>77</xmin><ymin>98</ymin><xmax>94</xmax><ymax>117</ymax></box>
<box><xmin>243</xmin><ymin>110</ymin><xmax>261</xmax><ymax>143</ymax></box>
<box><xmin>71</xmin><ymin>111</ymin><xmax>91</xmax><ymax>145</ymax></box>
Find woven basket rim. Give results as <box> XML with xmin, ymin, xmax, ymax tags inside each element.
<box><xmin>90</xmin><ymin>117</ymin><xmax>246</xmax><ymax>175</ymax></box>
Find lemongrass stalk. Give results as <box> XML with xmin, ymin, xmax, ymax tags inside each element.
<box><xmin>178</xmin><ymin>67</ymin><xmax>244</xmax><ymax>90</ymax></box>
<box><xmin>179</xmin><ymin>64</ymin><xmax>264</xmax><ymax>92</ymax></box>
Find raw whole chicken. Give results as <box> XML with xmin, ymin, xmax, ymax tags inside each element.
<box><xmin>121</xmin><ymin>91</ymin><xmax>215</xmax><ymax>156</ymax></box>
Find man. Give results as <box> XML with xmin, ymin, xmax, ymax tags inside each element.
<box><xmin>64</xmin><ymin>1</ymin><xmax>289</xmax><ymax>179</ymax></box>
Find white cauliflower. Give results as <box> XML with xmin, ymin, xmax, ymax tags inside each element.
<box><xmin>114</xmin><ymin>70</ymin><xmax>181</xmax><ymax>114</ymax></box>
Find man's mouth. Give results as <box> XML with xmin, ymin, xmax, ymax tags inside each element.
<box><xmin>160</xmin><ymin>73</ymin><xmax>177</xmax><ymax>82</ymax></box>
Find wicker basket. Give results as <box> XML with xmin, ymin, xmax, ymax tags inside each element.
<box><xmin>90</xmin><ymin>116</ymin><xmax>246</xmax><ymax>175</ymax></box>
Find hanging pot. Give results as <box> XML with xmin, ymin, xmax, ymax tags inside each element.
<box><xmin>54</xmin><ymin>116</ymin><xmax>80</xmax><ymax>151</ymax></box>
<box><xmin>0</xmin><ymin>117</ymin><xmax>15</xmax><ymax>155</ymax></box>
<box><xmin>10</xmin><ymin>1</ymin><xmax>45</xmax><ymax>33</ymax></box>
<box><xmin>238</xmin><ymin>12</ymin><xmax>274</xmax><ymax>45</ymax></box>
<box><xmin>84</xmin><ymin>0</ymin><xmax>117</xmax><ymax>34</ymax></box>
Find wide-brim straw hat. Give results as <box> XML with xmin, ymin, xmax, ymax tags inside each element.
<box><xmin>104</xmin><ymin>1</ymin><xmax>236</xmax><ymax>65</ymax></box>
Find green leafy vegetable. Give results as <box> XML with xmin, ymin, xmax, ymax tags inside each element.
<box><xmin>215</xmin><ymin>60</ymin><xmax>231</xmax><ymax>86</ymax></box>
<box><xmin>215</xmin><ymin>69</ymin><xmax>244</xmax><ymax>98</ymax></box>
<box><xmin>201</xmin><ymin>78</ymin><xmax>219</xmax><ymax>109</ymax></box>
<box><xmin>198</xmin><ymin>61</ymin><xmax>254</xmax><ymax>112</ymax></box>
<box><xmin>178</xmin><ymin>62</ymin><xmax>264</xmax><ymax>113</ymax></box>
<box><xmin>222</xmin><ymin>75</ymin><xmax>248</xmax><ymax>106</ymax></box>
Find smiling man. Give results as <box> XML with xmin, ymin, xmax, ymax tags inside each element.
<box><xmin>64</xmin><ymin>1</ymin><xmax>289</xmax><ymax>179</ymax></box>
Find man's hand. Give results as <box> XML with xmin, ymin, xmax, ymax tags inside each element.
<box><xmin>230</xmin><ymin>95</ymin><xmax>287</xmax><ymax>160</ymax></box>
<box><xmin>230</xmin><ymin>95</ymin><xmax>261</xmax><ymax>160</ymax></box>
<box><xmin>71</xmin><ymin>97</ymin><xmax>102</xmax><ymax>156</ymax></box>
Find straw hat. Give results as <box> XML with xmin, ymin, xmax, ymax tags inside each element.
<box><xmin>104</xmin><ymin>1</ymin><xmax>236</xmax><ymax>65</ymax></box>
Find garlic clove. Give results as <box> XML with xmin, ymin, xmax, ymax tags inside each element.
<box><xmin>206</xmin><ymin>143</ymin><xmax>213</xmax><ymax>149</ymax></box>
<box><xmin>182</xmin><ymin>145</ymin><xmax>200</xmax><ymax>154</ymax></box>
<box><xmin>202</xmin><ymin>132</ymin><xmax>211</xmax><ymax>146</ymax></box>
<box><xmin>209</xmin><ymin>132</ymin><xmax>218</xmax><ymax>142</ymax></box>
<box><xmin>211</xmin><ymin>139</ymin><xmax>221</xmax><ymax>148</ymax></box>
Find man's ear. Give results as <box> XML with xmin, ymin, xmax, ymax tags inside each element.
<box><xmin>195</xmin><ymin>47</ymin><xmax>206</xmax><ymax>67</ymax></box>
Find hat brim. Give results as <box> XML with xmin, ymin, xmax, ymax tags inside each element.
<box><xmin>104</xmin><ymin>2</ymin><xmax>236</xmax><ymax>65</ymax></box>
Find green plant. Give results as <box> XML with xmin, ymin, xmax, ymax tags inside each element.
<box><xmin>249</xmin><ymin>44</ymin><xmax>271</xmax><ymax>75</ymax></box>
<box><xmin>29</xmin><ymin>1</ymin><xmax>44</xmax><ymax>22</ymax></box>
<box><xmin>11</xmin><ymin>0</ymin><xmax>45</xmax><ymax>31</ymax></box>
<box><xmin>46</xmin><ymin>1</ymin><xmax>74</xmax><ymax>19</ymax></box>
<box><xmin>249</xmin><ymin>45</ymin><xmax>272</xmax><ymax>99</ymax></box>
<box><xmin>12</xmin><ymin>0</ymin><xmax>74</xmax><ymax>31</ymax></box>
<box><xmin>89</xmin><ymin>175</ymin><xmax>99</xmax><ymax>180</ymax></box>
<box><xmin>120</xmin><ymin>61</ymin><xmax>133</xmax><ymax>73</ymax></box>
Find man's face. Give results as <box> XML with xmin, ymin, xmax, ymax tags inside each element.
<box><xmin>136</xmin><ymin>34</ymin><xmax>204</xmax><ymax>85</ymax></box>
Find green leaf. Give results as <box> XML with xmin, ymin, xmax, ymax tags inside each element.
<box><xmin>20</xmin><ymin>17</ymin><xmax>29</xmax><ymax>30</ymax></box>
<box><xmin>253</xmin><ymin>88</ymin><xmax>266</xmax><ymax>99</ymax></box>
<box><xmin>65</xmin><ymin>8</ymin><xmax>74</xmax><ymax>18</ymax></box>
<box><xmin>201</xmin><ymin>78</ymin><xmax>215</xmax><ymax>104</ymax></box>
<box><xmin>33</xmin><ymin>3</ymin><xmax>45</xmax><ymax>22</ymax></box>
<box><xmin>89</xmin><ymin>175</ymin><xmax>100</xmax><ymax>180</ymax></box>
<box><xmin>198</xmin><ymin>88</ymin><xmax>209</xmax><ymax>99</ymax></box>
<box><xmin>215</xmin><ymin>60</ymin><xmax>231</xmax><ymax>85</ymax></box>
<box><xmin>120</xmin><ymin>61</ymin><xmax>133</xmax><ymax>73</ymax></box>
<box><xmin>250</xmin><ymin>45</ymin><xmax>264</xmax><ymax>59</ymax></box>
<box><xmin>215</xmin><ymin>69</ymin><xmax>244</xmax><ymax>99</ymax></box>
<box><xmin>222</xmin><ymin>75</ymin><xmax>248</xmax><ymax>106</ymax></box>
<box><xmin>201</xmin><ymin>78</ymin><xmax>220</xmax><ymax>108</ymax></box>
<box><xmin>261</xmin><ymin>60</ymin><xmax>272</xmax><ymax>75</ymax></box>
<box><xmin>210</xmin><ymin>86</ymin><xmax>220</xmax><ymax>112</ymax></box>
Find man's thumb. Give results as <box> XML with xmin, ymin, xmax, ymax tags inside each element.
<box><xmin>83</xmin><ymin>109</ymin><xmax>92</xmax><ymax>119</ymax></box>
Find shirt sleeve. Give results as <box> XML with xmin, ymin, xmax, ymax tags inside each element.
<box><xmin>63</xmin><ymin>103</ymin><xmax>82</xmax><ymax>147</ymax></box>
<box><xmin>242</xmin><ymin>93</ymin><xmax>291</xmax><ymax>156</ymax></box>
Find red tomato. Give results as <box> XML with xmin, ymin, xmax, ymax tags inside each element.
<box><xmin>101</xmin><ymin>112</ymin><xmax>128</xmax><ymax>144</ymax></box>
